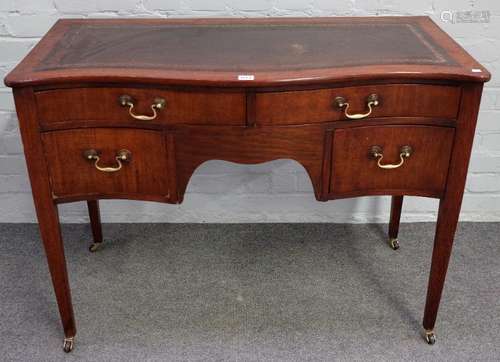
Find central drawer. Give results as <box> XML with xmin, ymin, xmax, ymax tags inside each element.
<box><xmin>255</xmin><ymin>84</ymin><xmax>461</xmax><ymax>125</ymax></box>
<box><xmin>36</xmin><ymin>87</ymin><xmax>246</xmax><ymax>126</ymax></box>
<box><xmin>42</xmin><ymin>128</ymin><xmax>170</xmax><ymax>200</ymax></box>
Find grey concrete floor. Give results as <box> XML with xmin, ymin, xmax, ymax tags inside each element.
<box><xmin>0</xmin><ymin>222</ymin><xmax>499</xmax><ymax>361</ymax></box>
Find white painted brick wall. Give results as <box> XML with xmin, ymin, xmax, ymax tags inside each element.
<box><xmin>0</xmin><ymin>0</ymin><xmax>499</xmax><ymax>223</ymax></box>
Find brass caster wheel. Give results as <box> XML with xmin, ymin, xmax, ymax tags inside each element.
<box><xmin>89</xmin><ymin>242</ymin><xmax>102</xmax><ymax>252</ymax></box>
<box><xmin>63</xmin><ymin>337</ymin><xmax>74</xmax><ymax>353</ymax></box>
<box><xmin>389</xmin><ymin>238</ymin><xmax>400</xmax><ymax>250</ymax></box>
<box><xmin>424</xmin><ymin>330</ymin><xmax>436</xmax><ymax>345</ymax></box>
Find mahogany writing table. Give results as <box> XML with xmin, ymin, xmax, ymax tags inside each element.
<box><xmin>4</xmin><ymin>17</ymin><xmax>490</xmax><ymax>352</ymax></box>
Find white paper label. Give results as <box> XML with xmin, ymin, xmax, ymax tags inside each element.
<box><xmin>471</xmin><ymin>68</ymin><xmax>482</xmax><ymax>73</ymax></box>
<box><xmin>238</xmin><ymin>74</ymin><xmax>255</xmax><ymax>80</ymax></box>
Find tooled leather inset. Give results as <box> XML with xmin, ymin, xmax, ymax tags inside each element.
<box><xmin>36</xmin><ymin>22</ymin><xmax>456</xmax><ymax>72</ymax></box>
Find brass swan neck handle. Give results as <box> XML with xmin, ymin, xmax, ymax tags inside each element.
<box><xmin>335</xmin><ymin>94</ymin><xmax>379</xmax><ymax>120</ymax></box>
<box><xmin>119</xmin><ymin>95</ymin><xmax>166</xmax><ymax>121</ymax></box>
<box><xmin>370</xmin><ymin>145</ymin><xmax>413</xmax><ymax>169</ymax></box>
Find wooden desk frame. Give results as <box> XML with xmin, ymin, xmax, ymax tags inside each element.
<box><xmin>5</xmin><ymin>17</ymin><xmax>489</xmax><ymax>352</ymax></box>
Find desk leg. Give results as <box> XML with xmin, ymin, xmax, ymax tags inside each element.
<box><xmin>388</xmin><ymin>196</ymin><xmax>403</xmax><ymax>250</ymax></box>
<box><xmin>422</xmin><ymin>195</ymin><xmax>462</xmax><ymax>345</ymax></box>
<box><xmin>36</xmin><ymin>202</ymin><xmax>77</xmax><ymax>352</ymax></box>
<box><xmin>422</xmin><ymin>83</ymin><xmax>483</xmax><ymax>345</ymax></box>
<box><xmin>87</xmin><ymin>200</ymin><xmax>103</xmax><ymax>252</ymax></box>
<box><xmin>14</xmin><ymin>88</ymin><xmax>76</xmax><ymax>352</ymax></box>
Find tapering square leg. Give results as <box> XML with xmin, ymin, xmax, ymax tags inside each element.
<box><xmin>388</xmin><ymin>195</ymin><xmax>403</xmax><ymax>250</ymax></box>
<box><xmin>87</xmin><ymin>200</ymin><xmax>103</xmax><ymax>252</ymax></box>
<box><xmin>422</xmin><ymin>84</ymin><xmax>484</xmax><ymax>345</ymax></box>
<box><xmin>37</xmin><ymin>201</ymin><xmax>77</xmax><ymax>351</ymax></box>
<box><xmin>422</xmin><ymin>196</ymin><xmax>461</xmax><ymax>345</ymax></box>
<box><xmin>14</xmin><ymin>88</ymin><xmax>77</xmax><ymax>352</ymax></box>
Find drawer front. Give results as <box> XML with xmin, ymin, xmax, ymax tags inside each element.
<box><xmin>36</xmin><ymin>87</ymin><xmax>246</xmax><ymax>125</ymax></box>
<box><xmin>330</xmin><ymin>125</ymin><xmax>455</xmax><ymax>197</ymax></box>
<box><xmin>255</xmin><ymin>84</ymin><xmax>461</xmax><ymax>125</ymax></box>
<box><xmin>42</xmin><ymin>128</ymin><xmax>170</xmax><ymax>199</ymax></box>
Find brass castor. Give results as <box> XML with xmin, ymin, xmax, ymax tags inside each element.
<box><xmin>424</xmin><ymin>330</ymin><xmax>436</xmax><ymax>345</ymax></box>
<box><xmin>89</xmin><ymin>242</ymin><xmax>102</xmax><ymax>252</ymax></box>
<box><xmin>389</xmin><ymin>237</ymin><xmax>400</xmax><ymax>250</ymax></box>
<box><xmin>63</xmin><ymin>336</ymin><xmax>74</xmax><ymax>353</ymax></box>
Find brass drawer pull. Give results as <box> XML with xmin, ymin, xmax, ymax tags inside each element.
<box><xmin>335</xmin><ymin>94</ymin><xmax>379</xmax><ymax>120</ymax></box>
<box><xmin>118</xmin><ymin>95</ymin><xmax>166</xmax><ymax>121</ymax></box>
<box><xmin>83</xmin><ymin>149</ymin><xmax>132</xmax><ymax>172</ymax></box>
<box><xmin>370</xmin><ymin>145</ymin><xmax>412</xmax><ymax>169</ymax></box>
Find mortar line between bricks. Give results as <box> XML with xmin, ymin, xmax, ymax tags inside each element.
<box><xmin>0</xmin><ymin>36</ymin><xmax>41</xmax><ymax>41</ymax></box>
